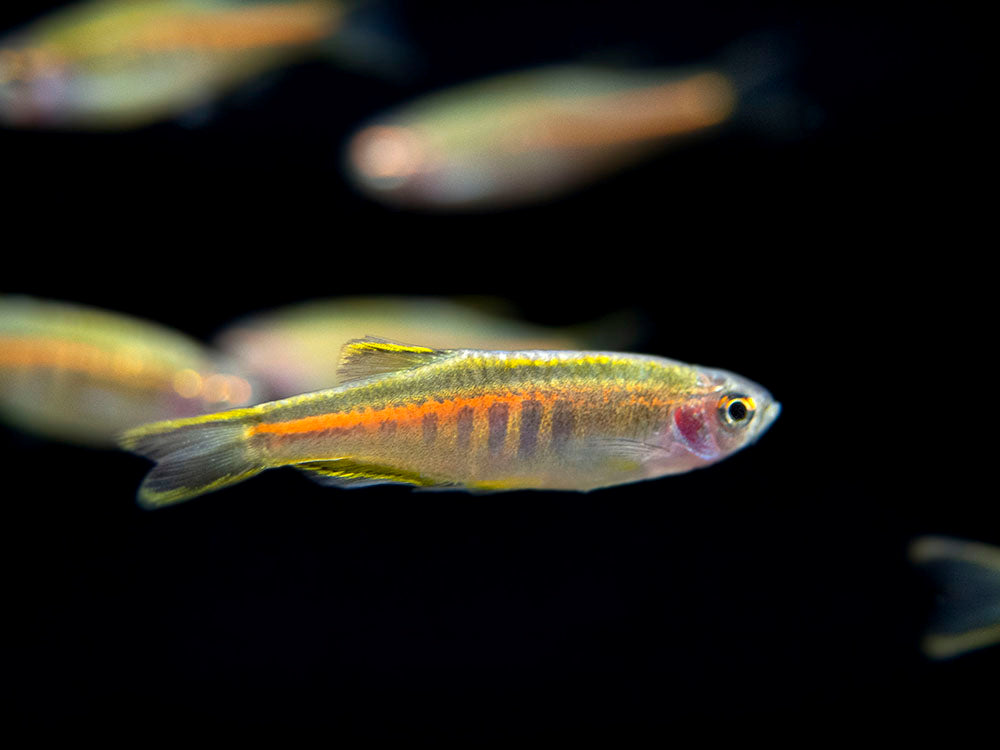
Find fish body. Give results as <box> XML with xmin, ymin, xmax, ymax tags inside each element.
<box><xmin>0</xmin><ymin>0</ymin><xmax>343</xmax><ymax>129</ymax></box>
<box><xmin>121</xmin><ymin>338</ymin><xmax>780</xmax><ymax>507</ymax></box>
<box><xmin>344</xmin><ymin>63</ymin><xmax>738</xmax><ymax>210</ymax></box>
<box><xmin>214</xmin><ymin>296</ymin><xmax>641</xmax><ymax>398</ymax></box>
<box><xmin>0</xmin><ymin>296</ymin><xmax>258</xmax><ymax>445</ymax></box>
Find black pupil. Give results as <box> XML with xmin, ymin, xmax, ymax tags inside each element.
<box><xmin>728</xmin><ymin>401</ymin><xmax>748</xmax><ymax>421</ymax></box>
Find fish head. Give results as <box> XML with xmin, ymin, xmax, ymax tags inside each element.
<box><xmin>0</xmin><ymin>44</ymin><xmax>71</xmax><ymax>127</ymax></box>
<box><xmin>344</xmin><ymin>122</ymin><xmax>486</xmax><ymax>208</ymax></box>
<box><xmin>661</xmin><ymin>365</ymin><xmax>780</xmax><ymax>468</ymax></box>
<box><xmin>343</xmin><ymin>117</ymin><xmax>574</xmax><ymax>210</ymax></box>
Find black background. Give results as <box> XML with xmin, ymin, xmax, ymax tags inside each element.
<box><xmin>2</xmin><ymin>0</ymin><xmax>986</xmax><ymax>738</ymax></box>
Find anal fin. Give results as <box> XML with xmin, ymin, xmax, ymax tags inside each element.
<box><xmin>295</xmin><ymin>458</ymin><xmax>443</xmax><ymax>489</ymax></box>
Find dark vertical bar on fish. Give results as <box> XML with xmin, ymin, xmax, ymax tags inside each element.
<box><xmin>551</xmin><ymin>400</ymin><xmax>575</xmax><ymax>454</ymax></box>
<box><xmin>518</xmin><ymin>399</ymin><xmax>542</xmax><ymax>459</ymax></box>
<box><xmin>456</xmin><ymin>405</ymin><xmax>475</xmax><ymax>452</ymax></box>
<box><xmin>487</xmin><ymin>402</ymin><xmax>509</xmax><ymax>456</ymax></box>
<box><xmin>422</xmin><ymin>412</ymin><xmax>437</xmax><ymax>445</ymax></box>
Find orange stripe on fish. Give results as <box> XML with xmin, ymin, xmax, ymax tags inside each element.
<box><xmin>125</xmin><ymin>3</ymin><xmax>342</xmax><ymax>54</ymax></box>
<box><xmin>538</xmin><ymin>73</ymin><xmax>736</xmax><ymax>148</ymax></box>
<box><xmin>0</xmin><ymin>336</ymin><xmax>253</xmax><ymax>403</ymax></box>
<box><xmin>250</xmin><ymin>392</ymin><xmax>559</xmax><ymax>437</ymax></box>
<box><xmin>0</xmin><ymin>335</ymin><xmax>170</xmax><ymax>388</ymax></box>
<box><xmin>248</xmin><ymin>389</ymin><xmax>679</xmax><ymax>438</ymax></box>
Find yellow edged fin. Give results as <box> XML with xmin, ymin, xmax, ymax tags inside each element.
<box><xmin>119</xmin><ymin>413</ymin><xmax>262</xmax><ymax>509</ymax></box>
<box><xmin>295</xmin><ymin>458</ymin><xmax>445</xmax><ymax>489</ymax></box>
<box><xmin>336</xmin><ymin>336</ymin><xmax>449</xmax><ymax>383</ymax></box>
<box><xmin>910</xmin><ymin>536</ymin><xmax>1000</xmax><ymax>659</ymax></box>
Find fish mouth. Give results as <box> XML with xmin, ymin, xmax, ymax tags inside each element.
<box><xmin>751</xmin><ymin>400</ymin><xmax>781</xmax><ymax>443</ymax></box>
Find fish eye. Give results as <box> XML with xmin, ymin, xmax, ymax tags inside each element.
<box><xmin>718</xmin><ymin>393</ymin><xmax>755</xmax><ymax>428</ymax></box>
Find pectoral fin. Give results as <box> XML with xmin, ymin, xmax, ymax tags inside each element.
<box><xmin>576</xmin><ymin>437</ymin><xmax>673</xmax><ymax>472</ymax></box>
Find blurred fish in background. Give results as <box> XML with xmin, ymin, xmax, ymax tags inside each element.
<box><xmin>214</xmin><ymin>296</ymin><xmax>643</xmax><ymax>398</ymax></box>
<box><xmin>0</xmin><ymin>0</ymin><xmax>399</xmax><ymax>130</ymax></box>
<box><xmin>910</xmin><ymin>536</ymin><xmax>1000</xmax><ymax>660</ymax></box>
<box><xmin>343</xmin><ymin>34</ymin><xmax>799</xmax><ymax>210</ymax></box>
<box><xmin>0</xmin><ymin>294</ymin><xmax>639</xmax><ymax>445</ymax></box>
<box><xmin>0</xmin><ymin>295</ymin><xmax>259</xmax><ymax>445</ymax></box>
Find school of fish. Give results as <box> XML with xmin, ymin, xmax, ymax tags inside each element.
<box><xmin>6</xmin><ymin>4</ymin><xmax>990</xmax><ymax>667</ymax></box>
<box><xmin>0</xmin><ymin>0</ymin><xmax>790</xmax><ymax>208</ymax></box>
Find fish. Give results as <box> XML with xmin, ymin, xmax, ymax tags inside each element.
<box><xmin>0</xmin><ymin>0</ymin><xmax>347</xmax><ymax>130</ymax></box>
<box><xmin>119</xmin><ymin>337</ymin><xmax>780</xmax><ymax>508</ymax></box>
<box><xmin>909</xmin><ymin>536</ymin><xmax>1000</xmax><ymax>659</ymax></box>
<box><xmin>213</xmin><ymin>296</ymin><xmax>643</xmax><ymax>398</ymax></box>
<box><xmin>343</xmin><ymin>57</ymin><xmax>747</xmax><ymax>210</ymax></box>
<box><xmin>0</xmin><ymin>295</ymin><xmax>259</xmax><ymax>446</ymax></box>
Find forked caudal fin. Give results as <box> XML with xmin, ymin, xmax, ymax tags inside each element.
<box><xmin>119</xmin><ymin>409</ymin><xmax>262</xmax><ymax>509</ymax></box>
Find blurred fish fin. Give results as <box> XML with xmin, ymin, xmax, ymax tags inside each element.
<box><xmin>564</xmin><ymin>308</ymin><xmax>649</xmax><ymax>350</ymax></box>
<box><xmin>337</xmin><ymin>336</ymin><xmax>447</xmax><ymax>383</ymax></box>
<box><xmin>176</xmin><ymin>66</ymin><xmax>291</xmax><ymax>129</ymax></box>
<box><xmin>224</xmin><ymin>67</ymin><xmax>287</xmax><ymax>108</ymax></box>
<box><xmin>721</xmin><ymin>29</ymin><xmax>819</xmax><ymax>141</ymax></box>
<box><xmin>175</xmin><ymin>99</ymin><xmax>219</xmax><ymax>130</ymax></box>
<box><xmin>119</xmin><ymin>412</ymin><xmax>262</xmax><ymax>509</ymax></box>
<box><xmin>296</xmin><ymin>458</ymin><xmax>443</xmax><ymax>488</ymax></box>
<box><xmin>910</xmin><ymin>536</ymin><xmax>1000</xmax><ymax>659</ymax></box>
<box><xmin>322</xmin><ymin>0</ymin><xmax>423</xmax><ymax>83</ymax></box>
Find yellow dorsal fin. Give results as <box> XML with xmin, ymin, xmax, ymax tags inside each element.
<box><xmin>336</xmin><ymin>336</ymin><xmax>448</xmax><ymax>383</ymax></box>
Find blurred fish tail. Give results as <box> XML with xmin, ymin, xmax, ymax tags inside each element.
<box><xmin>119</xmin><ymin>410</ymin><xmax>263</xmax><ymax>509</ymax></box>
<box><xmin>720</xmin><ymin>29</ymin><xmax>814</xmax><ymax>141</ymax></box>
<box><xmin>564</xmin><ymin>308</ymin><xmax>649</xmax><ymax>351</ymax></box>
<box><xmin>910</xmin><ymin>536</ymin><xmax>1000</xmax><ymax>659</ymax></box>
<box><xmin>321</xmin><ymin>0</ymin><xmax>421</xmax><ymax>82</ymax></box>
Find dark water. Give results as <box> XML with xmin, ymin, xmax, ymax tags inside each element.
<box><xmin>2</xmin><ymin>0</ymin><xmax>985</xmax><ymax>737</ymax></box>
